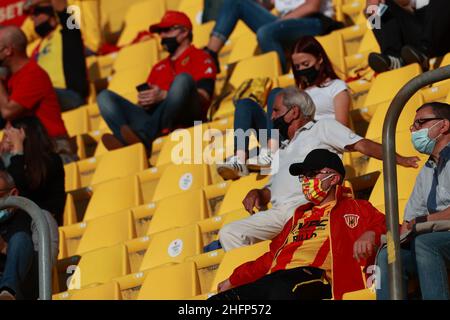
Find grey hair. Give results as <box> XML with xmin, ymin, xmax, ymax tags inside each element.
<box><xmin>0</xmin><ymin>171</ymin><xmax>16</xmax><ymax>189</ymax></box>
<box><xmin>0</xmin><ymin>25</ymin><xmax>28</xmax><ymax>54</ymax></box>
<box><xmin>280</xmin><ymin>86</ymin><xmax>316</xmax><ymax>120</ymax></box>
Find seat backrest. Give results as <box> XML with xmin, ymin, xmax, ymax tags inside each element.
<box><xmin>139</xmin><ymin>224</ymin><xmax>202</xmax><ymax>271</ymax></box>
<box><xmin>227</xmin><ymin>32</ymin><xmax>258</xmax><ymax>65</ymax></box>
<box><xmin>64</xmin><ymin>162</ymin><xmax>81</xmax><ymax>192</ymax></box>
<box><xmin>364</xmin><ymin>64</ymin><xmax>422</xmax><ymax>108</ymax></box>
<box><xmin>76</xmin><ymin>210</ymin><xmax>137</xmax><ymax>255</ymax></box>
<box><xmin>54</xmin><ymin>281</ymin><xmax>121</xmax><ymax>300</ymax></box>
<box><xmin>137</xmin><ymin>261</ymin><xmax>200</xmax><ymax>300</ymax></box>
<box><xmin>108</xmin><ymin>64</ymin><xmax>153</xmax><ymax>97</ymax></box>
<box><xmin>151</xmin><ymin>163</ymin><xmax>210</xmax><ymax>202</ymax></box>
<box><xmin>68</xmin><ymin>244</ymin><xmax>130</xmax><ymax>290</ymax></box>
<box><xmin>62</xmin><ymin>107</ymin><xmax>90</xmax><ymax>137</ymax></box>
<box><xmin>147</xmin><ymin>189</ymin><xmax>208</xmax><ymax>235</ymax></box>
<box><xmin>90</xmin><ymin>143</ymin><xmax>148</xmax><ymax>186</ymax></box>
<box><xmin>209</xmin><ymin>241</ymin><xmax>270</xmax><ymax>292</ymax></box>
<box><xmin>316</xmin><ymin>32</ymin><xmax>346</xmax><ymax>80</ymax></box>
<box><xmin>84</xmin><ymin>175</ymin><xmax>142</xmax><ymax>221</ymax></box>
<box><xmin>229</xmin><ymin>52</ymin><xmax>282</xmax><ymax>89</ymax></box>
<box><xmin>116</xmin><ymin>0</ymin><xmax>166</xmax><ymax>47</ymax></box>
<box><xmin>217</xmin><ymin>174</ymin><xmax>270</xmax><ymax>215</ymax></box>
<box><xmin>113</xmin><ymin>39</ymin><xmax>159</xmax><ymax>73</ymax></box>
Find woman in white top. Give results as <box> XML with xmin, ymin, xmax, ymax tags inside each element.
<box><xmin>217</xmin><ymin>35</ymin><xmax>351</xmax><ymax>180</ymax></box>
<box><xmin>205</xmin><ymin>0</ymin><xmax>342</xmax><ymax>72</ymax></box>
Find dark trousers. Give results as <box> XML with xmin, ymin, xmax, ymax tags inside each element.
<box><xmin>371</xmin><ymin>0</ymin><xmax>450</xmax><ymax>58</ymax></box>
<box><xmin>97</xmin><ymin>73</ymin><xmax>203</xmax><ymax>149</ymax></box>
<box><xmin>209</xmin><ymin>267</ymin><xmax>332</xmax><ymax>300</ymax></box>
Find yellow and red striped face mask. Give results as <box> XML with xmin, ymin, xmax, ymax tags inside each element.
<box><xmin>301</xmin><ymin>175</ymin><xmax>335</xmax><ymax>205</ymax></box>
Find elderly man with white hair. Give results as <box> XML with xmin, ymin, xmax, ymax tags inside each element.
<box><xmin>218</xmin><ymin>86</ymin><xmax>420</xmax><ymax>252</ymax></box>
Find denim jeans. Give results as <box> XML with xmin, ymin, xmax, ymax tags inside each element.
<box><xmin>212</xmin><ymin>0</ymin><xmax>323</xmax><ymax>72</ymax></box>
<box><xmin>233</xmin><ymin>87</ymin><xmax>282</xmax><ymax>153</ymax></box>
<box><xmin>55</xmin><ymin>88</ymin><xmax>86</xmax><ymax>112</ymax></box>
<box><xmin>0</xmin><ymin>231</ymin><xmax>36</xmax><ymax>299</ymax></box>
<box><xmin>98</xmin><ymin>73</ymin><xmax>202</xmax><ymax>149</ymax></box>
<box><xmin>376</xmin><ymin>231</ymin><xmax>450</xmax><ymax>300</ymax></box>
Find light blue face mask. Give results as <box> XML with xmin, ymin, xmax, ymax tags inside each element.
<box><xmin>1</xmin><ymin>153</ymin><xmax>13</xmax><ymax>168</ymax></box>
<box><xmin>411</xmin><ymin>120</ymin><xmax>443</xmax><ymax>155</ymax></box>
<box><xmin>0</xmin><ymin>208</ymin><xmax>13</xmax><ymax>224</ymax></box>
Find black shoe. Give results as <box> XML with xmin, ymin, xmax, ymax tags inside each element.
<box><xmin>203</xmin><ymin>47</ymin><xmax>221</xmax><ymax>74</ymax></box>
<box><xmin>369</xmin><ymin>53</ymin><xmax>404</xmax><ymax>73</ymax></box>
<box><xmin>401</xmin><ymin>45</ymin><xmax>430</xmax><ymax>72</ymax></box>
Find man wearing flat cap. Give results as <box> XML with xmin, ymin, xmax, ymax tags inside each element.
<box><xmin>98</xmin><ymin>10</ymin><xmax>217</xmax><ymax>156</ymax></box>
<box><xmin>211</xmin><ymin>149</ymin><xmax>387</xmax><ymax>300</ymax></box>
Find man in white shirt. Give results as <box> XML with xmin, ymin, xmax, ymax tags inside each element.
<box><xmin>366</xmin><ymin>0</ymin><xmax>450</xmax><ymax>73</ymax></box>
<box><xmin>219</xmin><ymin>86</ymin><xmax>419</xmax><ymax>251</ymax></box>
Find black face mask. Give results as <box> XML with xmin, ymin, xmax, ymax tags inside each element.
<box><xmin>161</xmin><ymin>37</ymin><xmax>180</xmax><ymax>55</ymax></box>
<box><xmin>293</xmin><ymin>66</ymin><xmax>320</xmax><ymax>87</ymax></box>
<box><xmin>273</xmin><ymin>109</ymin><xmax>293</xmax><ymax>142</ymax></box>
<box><xmin>35</xmin><ymin>20</ymin><xmax>55</xmax><ymax>38</ymax></box>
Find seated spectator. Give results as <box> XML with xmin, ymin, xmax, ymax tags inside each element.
<box><xmin>377</xmin><ymin>102</ymin><xmax>450</xmax><ymax>300</ymax></box>
<box><xmin>98</xmin><ymin>11</ymin><xmax>217</xmax><ymax>156</ymax></box>
<box><xmin>0</xmin><ymin>170</ymin><xmax>35</xmax><ymax>300</ymax></box>
<box><xmin>0</xmin><ymin>25</ymin><xmax>76</xmax><ymax>163</ymax></box>
<box><xmin>217</xmin><ymin>86</ymin><xmax>419</xmax><ymax>252</ymax></box>
<box><xmin>205</xmin><ymin>0</ymin><xmax>343</xmax><ymax>72</ymax></box>
<box><xmin>366</xmin><ymin>0</ymin><xmax>450</xmax><ymax>73</ymax></box>
<box><xmin>210</xmin><ymin>149</ymin><xmax>386</xmax><ymax>300</ymax></box>
<box><xmin>25</xmin><ymin>0</ymin><xmax>89</xmax><ymax>111</ymax></box>
<box><xmin>217</xmin><ymin>36</ymin><xmax>351</xmax><ymax>180</ymax></box>
<box><xmin>0</xmin><ymin>117</ymin><xmax>66</xmax><ymax>227</ymax></box>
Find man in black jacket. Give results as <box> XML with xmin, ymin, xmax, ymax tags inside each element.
<box><xmin>26</xmin><ymin>0</ymin><xmax>89</xmax><ymax>111</ymax></box>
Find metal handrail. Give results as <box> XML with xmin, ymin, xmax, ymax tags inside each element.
<box><xmin>0</xmin><ymin>196</ymin><xmax>52</xmax><ymax>300</ymax></box>
<box><xmin>382</xmin><ymin>64</ymin><xmax>450</xmax><ymax>300</ymax></box>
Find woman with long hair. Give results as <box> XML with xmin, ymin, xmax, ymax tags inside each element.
<box><xmin>217</xmin><ymin>36</ymin><xmax>351</xmax><ymax>181</ymax></box>
<box><xmin>1</xmin><ymin>116</ymin><xmax>66</xmax><ymax>226</ymax></box>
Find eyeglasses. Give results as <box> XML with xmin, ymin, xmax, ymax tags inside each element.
<box><xmin>410</xmin><ymin>117</ymin><xmax>443</xmax><ymax>131</ymax></box>
<box><xmin>298</xmin><ymin>170</ymin><xmax>335</xmax><ymax>181</ymax></box>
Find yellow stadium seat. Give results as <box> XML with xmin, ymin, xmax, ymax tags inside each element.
<box><xmin>345</xmin><ymin>29</ymin><xmax>380</xmax><ymax>70</ymax></box>
<box><xmin>64</xmin><ymin>162</ymin><xmax>81</xmax><ymax>192</ymax></box>
<box><xmin>108</xmin><ymin>64</ymin><xmax>153</xmax><ymax>97</ymax></box>
<box><xmin>226</xmin><ymin>32</ymin><xmax>258</xmax><ymax>65</ymax></box>
<box><xmin>54</xmin><ymin>282</ymin><xmax>121</xmax><ymax>300</ymax></box>
<box><xmin>116</xmin><ymin>1</ymin><xmax>166</xmax><ymax>47</ymax></box>
<box><xmin>155</xmin><ymin>123</ymin><xmax>210</xmax><ymax>167</ymax></box>
<box><xmin>146</xmin><ymin>189</ymin><xmax>209</xmax><ymax>235</ymax></box>
<box><xmin>185</xmin><ymin>249</ymin><xmax>225</xmax><ymax>294</ymax></box>
<box><xmin>67</xmin><ymin>244</ymin><xmax>130</xmax><ymax>290</ymax></box>
<box><xmin>83</xmin><ymin>175</ymin><xmax>142</xmax><ymax>221</ymax></box>
<box><xmin>151</xmin><ymin>163</ymin><xmax>210</xmax><ymax>202</ymax></box>
<box><xmin>100</xmin><ymin>0</ymin><xmax>148</xmax><ymax>37</ymax></box>
<box><xmin>139</xmin><ymin>224</ymin><xmax>203</xmax><ymax>271</ymax></box>
<box><xmin>421</xmin><ymin>80</ymin><xmax>450</xmax><ymax>103</ymax></box>
<box><xmin>137</xmin><ymin>262</ymin><xmax>201</xmax><ymax>300</ymax></box>
<box><xmin>112</xmin><ymin>39</ymin><xmax>159</xmax><ymax>73</ymax></box>
<box><xmin>208</xmin><ymin>241</ymin><xmax>270</xmax><ymax>294</ymax></box>
<box><xmin>69</xmin><ymin>0</ymin><xmax>103</xmax><ymax>53</ymax></box>
<box><xmin>192</xmin><ymin>21</ymin><xmax>215</xmax><ymax>49</ymax></box>
<box><xmin>62</xmin><ymin>107</ymin><xmax>91</xmax><ymax>137</ymax></box>
<box><xmin>213</xmin><ymin>52</ymin><xmax>282</xmax><ymax>119</ymax></box>
<box><xmin>365</xmin><ymin>93</ymin><xmax>424</xmax><ymax>141</ymax></box>
<box><xmin>317</xmin><ymin>32</ymin><xmax>346</xmax><ymax>80</ymax></box>
<box><xmin>342</xmin><ymin>288</ymin><xmax>375</xmax><ymax>300</ymax></box>
<box><xmin>360</xmin><ymin>63</ymin><xmax>422</xmax><ymax>119</ymax></box>
<box><xmin>136</xmin><ymin>166</ymin><xmax>168</xmax><ymax>204</ymax></box>
<box><xmin>177</xmin><ymin>0</ymin><xmax>204</xmax><ymax>26</ymax></box>
<box><xmin>216</xmin><ymin>174</ymin><xmax>270</xmax><ymax>216</ymax></box>
<box><xmin>61</xmin><ymin>210</ymin><xmax>137</xmax><ymax>257</ymax></box>
<box><xmin>90</xmin><ymin>143</ymin><xmax>148</xmax><ymax>186</ymax></box>
<box><xmin>74</xmin><ymin>157</ymin><xmax>98</xmax><ymax>188</ymax></box>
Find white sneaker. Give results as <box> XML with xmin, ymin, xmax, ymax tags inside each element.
<box><xmin>247</xmin><ymin>149</ymin><xmax>273</xmax><ymax>171</ymax></box>
<box><xmin>217</xmin><ymin>156</ymin><xmax>249</xmax><ymax>181</ymax></box>
<box><xmin>0</xmin><ymin>290</ymin><xmax>16</xmax><ymax>300</ymax></box>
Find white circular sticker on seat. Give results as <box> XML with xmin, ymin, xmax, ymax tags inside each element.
<box><xmin>168</xmin><ymin>239</ymin><xmax>183</xmax><ymax>257</ymax></box>
<box><xmin>179</xmin><ymin>173</ymin><xmax>193</xmax><ymax>191</ymax></box>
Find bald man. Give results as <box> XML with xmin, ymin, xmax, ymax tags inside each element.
<box><xmin>0</xmin><ymin>26</ymin><xmax>76</xmax><ymax>164</ymax></box>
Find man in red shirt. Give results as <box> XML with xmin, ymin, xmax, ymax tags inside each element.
<box><xmin>99</xmin><ymin>11</ymin><xmax>217</xmax><ymax>154</ymax></box>
<box><xmin>0</xmin><ymin>25</ymin><xmax>76</xmax><ymax>163</ymax></box>
<box><xmin>210</xmin><ymin>149</ymin><xmax>387</xmax><ymax>300</ymax></box>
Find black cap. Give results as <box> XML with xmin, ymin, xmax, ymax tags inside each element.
<box><xmin>289</xmin><ymin>149</ymin><xmax>346</xmax><ymax>178</ymax></box>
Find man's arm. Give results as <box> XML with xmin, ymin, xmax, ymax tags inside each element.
<box><xmin>347</xmin><ymin>138</ymin><xmax>420</xmax><ymax>168</ymax></box>
<box><xmin>407</xmin><ymin>206</ymin><xmax>450</xmax><ymax>230</ymax></box>
<box><xmin>281</xmin><ymin>0</ymin><xmax>321</xmax><ymax>20</ymax></box>
<box><xmin>0</xmin><ymin>82</ymin><xmax>26</xmax><ymax>120</ymax></box>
